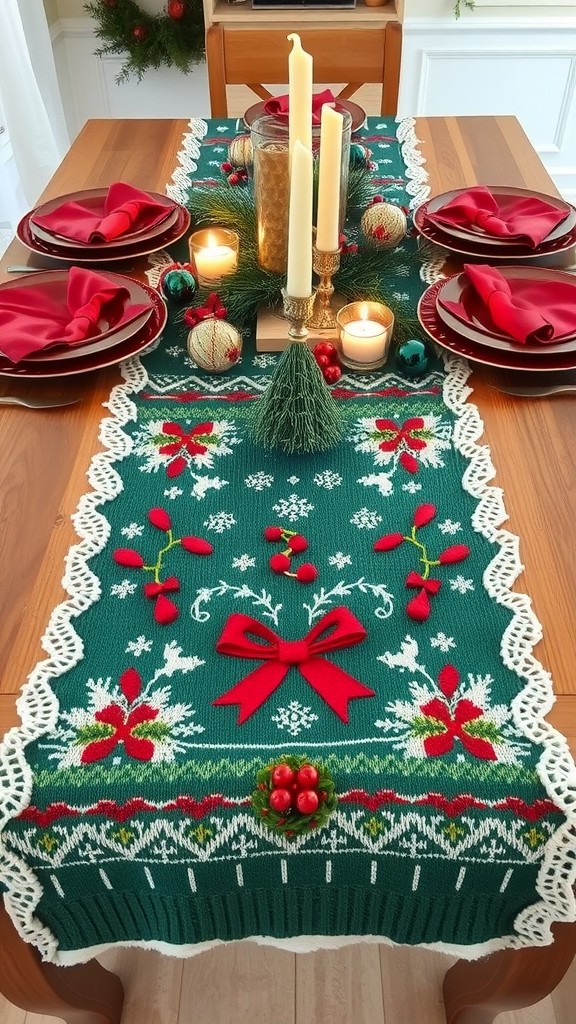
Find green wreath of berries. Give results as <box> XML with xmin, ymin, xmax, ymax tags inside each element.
<box><xmin>252</xmin><ymin>755</ymin><xmax>337</xmax><ymax>840</ymax></box>
<box><xmin>85</xmin><ymin>1</ymin><xmax>205</xmax><ymax>84</ymax></box>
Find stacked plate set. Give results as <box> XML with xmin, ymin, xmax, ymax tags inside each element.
<box><xmin>415</xmin><ymin>185</ymin><xmax>576</xmax><ymax>373</ymax></box>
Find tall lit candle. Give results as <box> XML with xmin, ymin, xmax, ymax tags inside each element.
<box><xmin>286</xmin><ymin>139</ymin><xmax>313</xmax><ymax>297</ymax></box>
<box><xmin>288</xmin><ymin>33</ymin><xmax>312</xmax><ymax>161</ymax></box>
<box><xmin>316</xmin><ymin>105</ymin><xmax>343</xmax><ymax>252</ymax></box>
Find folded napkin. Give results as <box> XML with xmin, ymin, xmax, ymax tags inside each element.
<box><xmin>439</xmin><ymin>263</ymin><xmax>576</xmax><ymax>346</ymax></box>
<box><xmin>0</xmin><ymin>267</ymin><xmax>151</xmax><ymax>363</ymax></box>
<box><xmin>32</xmin><ymin>182</ymin><xmax>173</xmax><ymax>244</ymax></box>
<box><xmin>263</xmin><ymin>89</ymin><xmax>337</xmax><ymax>124</ymax></box>
<box><xmin>426</xmin><ymin>185</ymin><xmax>568</xmax><ymax>248</ymax></box>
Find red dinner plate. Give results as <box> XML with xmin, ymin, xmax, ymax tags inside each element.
<box><xmin>418</xmin><ymin>279</ymin><xmax>576</xmax><ymax>373</ymax></box>
<box><xmin>17</xmin><ymin>204</ymin><xmax>191</xmax><ymax>265</ymax></box>
<box><xmin>413</xmin><ymin>202</ymin><xmax>576</xmax><ymax>262</ymax></box>
<box><xmin>28</xmin><ymin>187</ymin><xmax>178</xmax><ymax>250</ymax></box>
<box><xmin>435</xmin><ymin>267</ymin><xmax>576</xmax><ymax>355</ymax></box>
<box><xmin>424</xmin><ymin>186</ymin><xmax>574</xmax><ymax>246</ymax></box>
<box><xmin>0</xmin><ymin>283</ymin><xmax>167</xmax><ymax>379</ymax></box>
<box><xmin>242</xmin><ymin>98</ymin><xmax>366</xmax><ymax>134</ymax></box>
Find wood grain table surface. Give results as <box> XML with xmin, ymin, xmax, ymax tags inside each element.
<box><xmin>0</xmin><ymin>114</ymin><xmax>574</xmax><ymax>763</ymax></box>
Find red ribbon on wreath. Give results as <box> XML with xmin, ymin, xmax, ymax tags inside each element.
<box><xmin>213</xmin><ymin>607</ymin><xmax>373</xmax><ymax>724</ymax></box>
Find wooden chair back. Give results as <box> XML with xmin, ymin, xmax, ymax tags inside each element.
<box><xmin>206</xmin><ymin>22</ymin><xmax>402</xmax><ymax>118</ymax></box>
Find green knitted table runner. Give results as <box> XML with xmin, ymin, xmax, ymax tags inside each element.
<box><xmin>1</xmin><ymin>118</ymin><xmax>574</xmax><ymax>965</ymax></box>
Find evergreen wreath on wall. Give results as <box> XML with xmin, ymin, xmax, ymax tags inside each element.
<box><xmin>84</xmin><ymin>1</ymin><xmax>205</xmax><ymax>84</ymax></box>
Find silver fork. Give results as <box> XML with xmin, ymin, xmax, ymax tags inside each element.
<box><xmin>0</xmin><ymin>395</ymin><xmax>80</xmax><ymax>409</ymax></box>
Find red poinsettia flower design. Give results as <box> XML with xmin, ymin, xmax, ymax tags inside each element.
<box><xmin>419</xmin><ymin>665</ymin><xmax>497</xmax><ymax>761</ymax></box>
<box><xmin>159</xmin><ymin>421</ymin><xmax>214</xmax><ymax>477</ymax></box>
<box><xmin>81</xmin><ymin>669</ymin><xmax>158</xmax><ymax>764</ymax></box>
<box><xmin>375</xmin><ymin>417</ymin><xmax>427</xmax><ymax>453</ymax></box>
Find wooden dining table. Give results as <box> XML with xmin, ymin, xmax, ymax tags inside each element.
<box><xmin>0</xmin><ymin>115</ymin><xmax>575</xmax><ymax>1024</ymax></box>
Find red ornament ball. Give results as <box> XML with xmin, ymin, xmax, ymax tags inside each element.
<box><xmin>270</xmin><ymin>552</ymin><xmax>291</xmax><ymax>574</ymax></box>
<box><xmin>315</xmin><ymin>353</ymin><xmax>331</xmax><ymax>370</ymax></box>
<box><xmin>296</xmin><ymin>789</ymin><xmax>319</xmax><ymax>815</ymax></box>
<box><xmin>296</xmin><ymin>764</ymin><xmax>320</xmax><ymax>789</ymax></box>
<box><xmin>269</xmin><ymin>788</ymin><xmax>292</xmax><ymax>813</ymax></box>
<box><xmin>323</xmin><ymin>364</ymin><xmax>342</xmax><ymax>385</ymax></box>
<box><xmin>166</xmin><ymin>0</ymin><xmax>186</xmax><ymax>19</ymax></box>
<box><xmin>314</xmin><ymin>341</ymin><xmax>338</xmax><ymax>363</ymax></box>
<box><xmin>271</xmin><ymin>763</ymin><xmax>296</xmax><ymax>788</ymax></box>
<box><xmin>132</xmin><ymin>24</ymin><xmax>147</xmax><ymax>41</ymax></box>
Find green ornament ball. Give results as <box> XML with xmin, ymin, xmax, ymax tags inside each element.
<box><xmin>350</xmin><ymin>142</ymin><xmax>371</xmax><ymax>167</ymax></box>
<box><xmin>395</xmin><ymin>338</ymin><xmax>432</xmax><ymax>377</ymax></box>
<box><xmin>160</xmin><ymin>267</ymin><xmax>197</xmax><ymax>302</ymax></box>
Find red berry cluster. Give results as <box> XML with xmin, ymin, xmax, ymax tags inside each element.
<box><xmin>268</xmin><ymin>762</ymin><xmax>323</xmax><ymax>817</ymax></box>
<box><xmin>374</xmin><ymin>503</ymin><xmax>470</xmax><ymax>622</ymax></box>
<box><xmin>113</xmin><ymin>508</ymin><xmax>213</xmax><ymax>624</ymax></box>
<box><xmin>264</xmin><ymin>525</ymin><xmax>318</xmax><ymax>583</ymax></box>
<box><xmin>339</xmin><ymin>232</ymin><xmax>358</xmax><ymax>256</ymax></box>
<box><xmin>220</xmin><ymin>161</ymin><xmax>248</xmax><ymax>186</ymax></box>
<box><xmin>313</xmin><ymin>341</ymin><xmax>341</xmax><ymax>385</ymax></box>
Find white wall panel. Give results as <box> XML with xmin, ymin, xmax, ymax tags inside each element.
<box><xmin>400</xmin><ymin>18</ymin><xmax>576</xmax><ymax>198</ymax></box>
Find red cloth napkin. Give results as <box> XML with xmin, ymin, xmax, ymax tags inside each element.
<box><xmin>426</xmin><ymin>185</ymin><xmax>568</xmax><ymax>248</ymax></box>
<box><xmin>32</xmin><ymin>183</ymin><xmax>173</xmax><ymax>244</ymax></box>
<box><xmin>0</xmin><ymin>267</ymin><xmax>151</xmax><ymax>363</ymax></box>
<box><xmin>439</xmin><ymin>263</ymin><xmax>576</xmax><ymax>345</ymax></box>
<box><xmin>263</xmin><ymin>89</ymin><xmax>337</xmax><ymax>124</ymax></box>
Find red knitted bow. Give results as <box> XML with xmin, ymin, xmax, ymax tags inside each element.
<box><xmin>184</xmin><ymin>292</ymin><xmax>227</xmax><ymax>328</ymax></box>
<box><xmin>142</xmin><ymin>576</ymin><xmax>180</xmax><ymax>599</ymax></box>
<box><xmin>405</xmin><ymin>571</ymin><xmax>441</xmax><ymax>595</ymax></box>
<box><xmin>213</xmin><ymin>607</ymin><xmax>374</xmax><ymax>724</ymax></box>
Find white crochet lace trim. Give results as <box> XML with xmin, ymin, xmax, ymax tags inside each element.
<box><xmin>1</xmin><ymin>117</ymin><xmax>574</xmax><ymax>966</ymax></box>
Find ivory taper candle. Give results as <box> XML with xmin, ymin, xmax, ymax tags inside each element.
<box><xmin>316</xmin><ymin>104</ymin><xmax>343</xmax><ymax>252</ymax></box>
<box><xmin>286</xmin><ymin>139</ymin><xmax>313</xmax><ymax>297</ymax></box>
<box><xmin>288</xmin><ymin>33</ymin><xmax>312</xmax><ymax>161</ymax></box>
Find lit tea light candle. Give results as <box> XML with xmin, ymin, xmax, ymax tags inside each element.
<box><xmin>189</xmin><ymin>228</ymin><xmax>239</xmax><ymax>285</ymax></box>
<box><xmin>336</xmin><ymin>301</ymin><xmax>394</xmax><ymax>370</ymax></box>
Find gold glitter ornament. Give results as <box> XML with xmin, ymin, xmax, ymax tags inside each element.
<box><xmin>228</xmin><ymin>135</ymin><xmax>253</xmax><ymax>169</ymax></box>
<box><xmin>187</xmin><ymin>319</ymin><xmax>242</xmax><ymax>373</ymax></box>
<box><xmin>360</xmin><ymin>202</ymin><xmax>407</xmax><ymax>250</ymax></box>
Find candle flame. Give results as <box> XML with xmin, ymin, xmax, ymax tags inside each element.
<box><xmin>359</xmin><ymin>303</ymin><xmax>369</xmax><ymax>321</ymax></box>
<box><xmin>207</xmin><ymin>231</ymin><xmax>217</xmax><ymax>248</ymax></box>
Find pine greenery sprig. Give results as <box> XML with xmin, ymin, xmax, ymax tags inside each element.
<box><xmin>84</xmin><ymin>0</ymin><xmax>205</xmax><ymax>84</ymax></box>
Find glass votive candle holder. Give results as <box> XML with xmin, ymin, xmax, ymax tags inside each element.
<box><xmin>336</xmin><ymin>301</ymin><xmax>394</xmax><ymax>371</ymax></box>
<box><xmin>188</xmin><ymin>228</ymin><xmax>239</xmax><ymax>287</ymax></box>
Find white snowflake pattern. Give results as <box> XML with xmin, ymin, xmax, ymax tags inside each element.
<box><xmin>438</xmin><ymin>519</ymin><xmax>462</xmax><ymax>535</ymax></box>
<box><xmin>350</xmin><ymin>507</ymin><xmax>382</xmax><ymax>530</ymax></box>
<box><xmin>402</xmin><ymin>481</ymin><xmax>422</xmax><ymax>494</ymax></box>
<box><xmin>272</xmin><ymin>700</ymin><xmax>318</xmax><ymax>737</ymax></box>
<box><xmin>203</xmin><ymin>511</ymin><xmax>236</xmax><ymax>533</ymax></box>
<box><xmin>252</xmin><ymin>354</ymin><xmax>278</xmax><ymax>368</ymax></box>
<box><xmin>272</xmin><ymin>493</ymin><xmax>314</xmax><ymax>522</ymax></box>
<box><xmin>328</xmin><ymin>552</ymin><xmax>352</xmax><ymax>570</ymax></box>
<box><xmin>213</xmin><ymin>146</ymin><xmax>225</xmax><ymax>154</ymax></box>
<box><xmin>121</xmin><ymin>522</ymin><xmax>144</xmax><ymax>539</ymax></box>
<box><xmin>125</xmin><ymin>636</ymin><xmax>153</xmax><ymax>657</ymax></box>
<box><xmin>391</xmin><ymin>291</ymin><xmax>410</xmax><ymax>302</ymax></box>
<box><xmin>287</xmin><ymin>475</ymin><xmax>300</xmax><ymax>485</ymax></box>
<box><xmin>313</xmin><ymin>470</ymin><xmax>342</xmax><ymax>490</ymax></box>
<box><xmin>164</xmin><ymin>486</ymin><xmax>183</xmax><ymax>500</ymax></box>
<box><xmin>110</xmin><ymin>580</ymin><xmax>137</xmax><ymax>599</ymax></box>
<box><xmin>165</xmin><ymin>346</ymin><xmax>182</xmax><ymax>358</ymax></box>
<box><xmin>245</xmin><ymin>471</ymin><xmax>274</xmax><ymax>491</ymax></box>
<box><xmin>430</xmin><ymin>632</ymin><xmax>456</xmax><ymax>653</ymax></box>
<box><xmin>450</xmin><ymin>576</ymin><xmax>475</xmax><ymax>595</ymax></box>
<box><xmin>232</xmin><ymin>554</ymin><xmax>256</xmax><ymax>572</ymax></box>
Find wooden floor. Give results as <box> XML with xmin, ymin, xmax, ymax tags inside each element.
<box><xmin>1</xmin><ymin>88</ymin><xmax>575</xmax><ymax>1024</ymax></box>
<box><xmin>1</xmin><ymin>940</ymin><xmax>575</xmax><ymax>1024</ymax></box>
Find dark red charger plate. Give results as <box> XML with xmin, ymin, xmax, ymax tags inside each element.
<box><xmin>413</xmin><ymin>202</ymin><xmax>576</xmax><ymax>262</ymax></box>
<box><xmin>417</xmin><ymin>278</ymin><xmax>576</xmax><ymax>373</ymax></box>
<box><xmin>0</xmin><ymin>282</ymin><xmax>167</xmax><ymax>379</ymax></box>
<box><xmin>16</xmin><ymin>205</ymin><xmax>191</xmax><ymax>265</ymax></box>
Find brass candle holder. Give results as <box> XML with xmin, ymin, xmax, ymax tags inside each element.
<box><xmin>282</xmin><ymin>288</ymin><xmax>316</xmax><ymax>342</ymax></box>
<box><xmin>307</xmin><ymin>244</ymin><xmax>341</xmax><ymax>330</ymax></box>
